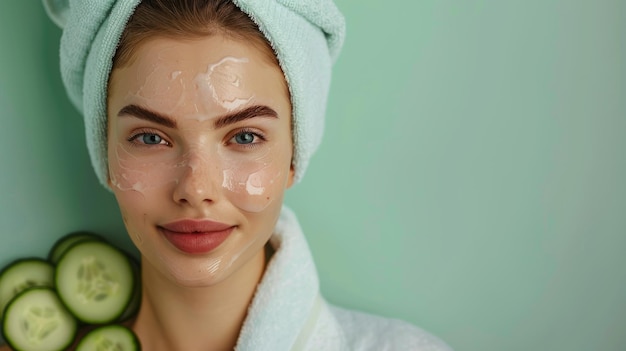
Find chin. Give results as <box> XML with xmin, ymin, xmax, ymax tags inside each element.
<box><xmin>143</xmin><ymin>240</ymin><xmax>264</xmax><ymax>289</ymax></box>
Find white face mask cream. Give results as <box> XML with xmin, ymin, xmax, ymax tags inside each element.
<box><xmin>195</xmin><ymin>56</ymin><xmax>255</xmax><ymax>112</ymax></box>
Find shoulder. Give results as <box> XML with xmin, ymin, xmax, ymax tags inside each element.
<box><xmin>328</xmin><ymin>304</ymin><xmax>453</xmax><ymax>351</ymax></box>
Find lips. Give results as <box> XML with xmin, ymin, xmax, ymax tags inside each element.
<box><xmin>159</xmin><ymin>219</ymin><xmax>235</xmax><ymax>254</ymax></box>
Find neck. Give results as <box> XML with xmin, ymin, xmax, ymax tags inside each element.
<box><xmin>132</xmin><ymin>246</ymin><xmax>268</xmax><ymax>351</ymax></box>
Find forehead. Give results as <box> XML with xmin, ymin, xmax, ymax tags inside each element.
<box><xmin>108</xmin><ymin>35</ymin><xmax>290</xmax><ymax>119</ymax></box>
<box><xmin>127</xmin><ymin>35</ymin><xmax>257</xmax><ymax>69</ymax></box>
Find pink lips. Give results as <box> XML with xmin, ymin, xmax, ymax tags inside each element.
<box><xmin>159</xmin><ymin>219</ymin><xmax>235</xmax><ymax>254</ymax></box>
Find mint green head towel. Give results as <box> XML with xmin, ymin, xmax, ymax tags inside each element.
<box><xmin>43</xmin><ymin>0</ymin><xmax>346</xmax><ymax>188</ymax></box>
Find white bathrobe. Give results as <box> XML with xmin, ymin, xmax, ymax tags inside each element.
<box><xmin>235</xmin><ymin>207</ymin><xmax>453</xmax><ymax>351</ymax></box>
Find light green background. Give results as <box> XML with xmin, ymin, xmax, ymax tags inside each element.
<box><xmin>1</xmin><ymin>1</ymin><xmax>625</xmax><ymax>350</ymax></box>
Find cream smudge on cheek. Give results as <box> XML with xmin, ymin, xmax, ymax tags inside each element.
<box><xmin>109</xmin><ymin>143</ymin><xmax>185</xmax><ymax>195</ymax></box>
<box><xmin>217</xmin><ymin>143</ymin><xmax>288</xmax><ymax>213</ymax></box>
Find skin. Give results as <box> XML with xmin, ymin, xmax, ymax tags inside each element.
<box><xmin>106</xmin><ymin>35</ymin><xmax>294</xmax><ymax>350</ymax></box>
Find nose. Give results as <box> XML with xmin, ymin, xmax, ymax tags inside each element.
<box><xmin>172</xmin><ymin>151</ymin><xmax>220</xmax><ymax>207</ymax></box>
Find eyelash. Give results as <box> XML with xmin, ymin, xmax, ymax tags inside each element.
<box><xmin>228</xmin><ymin>128</ymin><xmax>267</xmax><ymax>149</ymax></box>
<box><xmin>127</xmin><ymin>129</ymin><xmax>171</xmax><ymax>148</ymax></box>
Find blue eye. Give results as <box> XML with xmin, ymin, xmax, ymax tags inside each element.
<box><xmin>128</xmin><ymin>132</ymin><xmax>168</xmax><ymax>146</ymax></box>
<box><xmin>234</xmin><ymin>132</ymin><xmax>256</xmax><ymax>144</ymax></box>
<box><xmin>141</xmin><ymin>133</ymin><xmax>163</xmax><ymax>145</ymax></box>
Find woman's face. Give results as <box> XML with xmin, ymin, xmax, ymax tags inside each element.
<box><xmin>107</xmin><ymin>35</ymin><xmax>293</xmax><ymax>287</ymax></box>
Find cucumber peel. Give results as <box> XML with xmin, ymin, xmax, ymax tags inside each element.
<box><xmin>48</xmin><ymin>231</ymin><xmax>104</xmax><ymax>265</ymax></box>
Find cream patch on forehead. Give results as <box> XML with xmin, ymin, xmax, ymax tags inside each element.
<box><xmin>195</xmin><ymin>56</ymin><xmax>255</xmax><ymax>112</ymax></box>
<box><xmin>128</xmin><ymin>62</ymin><xmax>186</xmax><ymax>115</ymax></box>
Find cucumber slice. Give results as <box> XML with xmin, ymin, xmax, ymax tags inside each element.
<box><xmin>55</xmin><ymin>241</ymin><xmax>135</xmax><ymax>324</ymax></box>
<box><xmin>76</xmin><ymin>325</ymin><xmax>141</xmax><ymax>351</ymax></box>
<box><xmin>0</xmin><ymin>259</ymin><xmax>54</xmax><ymax>318</ymax></box>
<box><xmin>2</xmin><ymin>287</ymin><xmax>77</xmax><ymax>351</ymax></box>
<box><xmin>48</xmin><ymin>232</ymin><xmax>104</xmax><ymax>264</ymax></box>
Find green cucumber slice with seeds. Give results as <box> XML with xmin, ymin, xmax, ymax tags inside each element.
<box><xmin>0</xmin><ymin>259</ymin><xmax>54</xmax><ymax>318</ymax></box>
<box><xmin>49</xmin><ymin>231</ymin><xmax>104</xmax><ymax>264</ymax></box>
<box><xmin>2</xmin><ymin>287</ymin><xmax>77</xmax><ymax>351</ymax></box>
<box><xmin>76</xmin><ymin>325</ymin><xmax>141</xmax><ymax>351</ymax></box>
<box><xmin>55</xmin><ymin>241</ymin><xmax>135</xmax><ymax>324</ymax></box>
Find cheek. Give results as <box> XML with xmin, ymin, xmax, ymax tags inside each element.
<box><xmin>108</xmin><ymin>143</ymin><xmax>183</xmax><ymax>195</ymax></box>
<box><xmin>221</xmin><ymin>158</ymin><xmax>286</xmax><ymax>213</ymax></box>
<box><xmin>107</xmin><ymin>142</ymin><xmax>168</xmax><ymax>242</ymax></box>
<box><xmin>222</xmin><ymin>164</ymin><xmax>283</xmax><ymax>212</ymax></box>
<box><xmin>117</xmin><ymin>207</ymin><xmax>147</xmax><ymax>247</ymax></box>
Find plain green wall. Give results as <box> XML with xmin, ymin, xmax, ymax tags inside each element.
<box><xmin>1</xmin><ymin>1</ymin><xmax>625</xmax><ymax>350</ymax></box>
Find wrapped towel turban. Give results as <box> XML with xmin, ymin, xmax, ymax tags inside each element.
<box><xmin>43</xmin><ymin>0</ymin><xmax>346</xmax><ymax>187</ymax></box>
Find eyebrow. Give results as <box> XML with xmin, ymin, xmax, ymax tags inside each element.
<box><xmin>213</xmin><ymin>105</ymin><xmax>278</xmax><ymax>129</ymax></box>
<box><xmin>118</xmin><ymin>104</ymin><xmax>177</xmax><ymax>128</ymax></box>
<box><xmin>117</xmin><ymin>104</ymin><xmax>278</xmax><ymax>129</ymax></box>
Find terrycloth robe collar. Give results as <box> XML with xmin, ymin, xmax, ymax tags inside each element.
<box><xmin>235</xmin><ymin>206</ymin><xmax>321</xmax><ymax>350</ymax></box>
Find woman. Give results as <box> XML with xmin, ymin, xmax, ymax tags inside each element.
<box><xmin>33</xmin><ymin>0</ymin><xmax>453</xmax><ymax>349</ymax></box>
